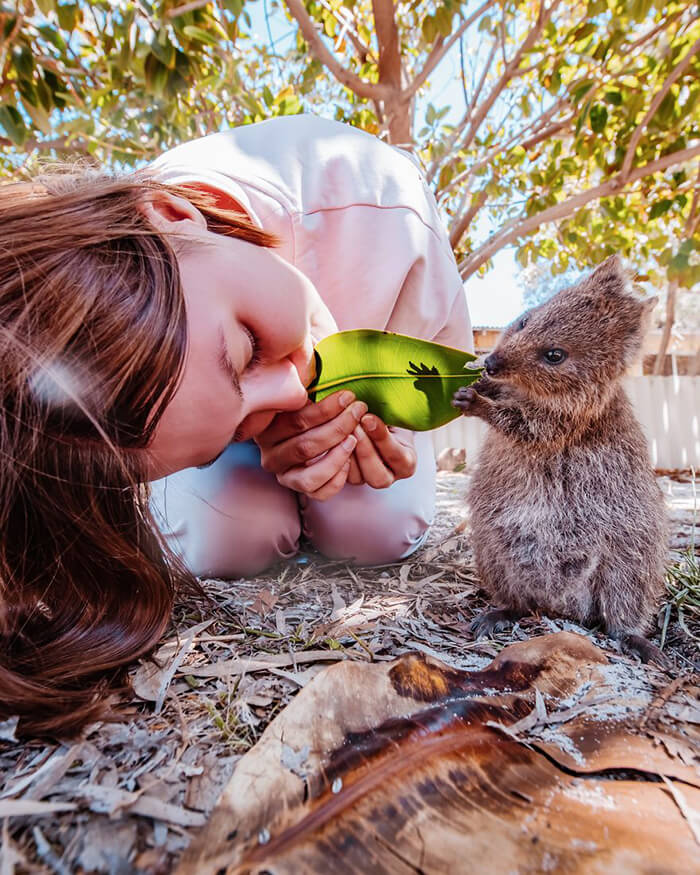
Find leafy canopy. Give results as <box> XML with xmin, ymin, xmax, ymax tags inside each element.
<box><xmin>1</xmin><ymin>0</ymin><xmax>698</xmax><ymax>293</ymax></box>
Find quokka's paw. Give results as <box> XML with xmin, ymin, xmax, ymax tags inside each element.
<box><xmin>452</xmin><ymin>386</ymin><xmax>480</xmax><ymax>414</ymax></box>
<box><xmin>470</xmin><ymin>607</ymin><xmax>521</xmax><ymax>638</ymax></box>
<box><xmin>620</xmin><ymin>634</ymin><xmax>672</xmax><ymax>669</ymax></box>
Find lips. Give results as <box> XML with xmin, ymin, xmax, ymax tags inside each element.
<box><xmin>234</xmin><ymin>411</ymin><xmax>277</xmax><ymax>443</ymax></box>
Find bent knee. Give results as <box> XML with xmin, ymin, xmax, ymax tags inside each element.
<box><xmin>306</xmin><ymin>503</ymin><xmax>431</xmax><ymax>566</ymax></box>
<box><xmin>153</xmin><ymin>469</ymin><xmax>301</xmax><ymax>579</ymax></box>
<box><xmin>183</xmin><ymin>513</ymin><xmax>300</xmax><ymax>579</ymax></box>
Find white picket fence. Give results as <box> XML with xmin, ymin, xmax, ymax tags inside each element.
<box><xmin>431</xmin><ymin>376</ymin><xmax>700</xmax><ymax>470</ymax></box>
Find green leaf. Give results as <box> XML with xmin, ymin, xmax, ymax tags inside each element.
<box><xmin>308</xmin><ymin>330</ymin><xmax>482</xmax><ymax>431</ymax></box>
<box><xmin>182</xmin><ymin>25</ymin><xmax>220</xmax><ymax>47</ymax></box>
<box><xmin>648</xmin><ymin>199</ymin><xmax>672</xmax><ymax>219</ymax></box>
<box><xmin>144</xmin><ymin>53</ymin><xmax>169</xmax><ymax>96</ymax></box>
<box><xmin>589</xmin><ymin>103</ymin><xmax>608</xmax><ymax>133</ymax></box>
<box><xmin>0</xmin><ymin>105</ymin><xmax>27</xmax><ymax>146</ymax></box>
<box><xmin>56</xmin><ymin>2</ymin><xmax>79</xmax><ymax>31</ymax></box>
<box><xmin>421</xmin><ymin>15</ymin><xmax>437</xmax><ymax>43</ymax></box>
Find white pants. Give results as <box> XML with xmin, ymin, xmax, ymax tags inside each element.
<box><xmin>150</xmin><ymin>433</ymin><xmax>436</xmax><ymax>578</ymax></box>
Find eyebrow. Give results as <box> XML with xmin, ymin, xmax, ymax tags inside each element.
<box><xmin>217</xmin><ymin>327</ymin><xmax>243</xmax><ymax>399</ymax></box>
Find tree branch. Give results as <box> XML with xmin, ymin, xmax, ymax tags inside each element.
<box><xmin>404</xmin><ymin>0</ymin><xmax>491</xmax><ymax>100</ymax></box>
<box><xmin>620</xmin><ymin>35</ymin><xmax>700</xmax><ymax>182</ymax></box>
<box><xmin>166</xmin><ymin>0</ymin><xmax>214</xmax><ymax>18</ymax></box>
<box><xmin>283</xmin><ymin>0</ymin><xmax>392</xmax><ymax>100</ymax></box>
<box><xmin>315</xmin><ymin>0</ymin><xmax>375</xmax><ymax>64</ymax></box>
<box><xmin>426</xmin><ymin>39</ymin><xmax>497</xmax><ymax>182</ymax></box>
<box><xmin>459</xmin><ymin>0</ymin><xmax>561</xmax><ymax>155</ymax></box>
<box><xmin>624</xmin><ymin>8</ymin><xmax>684</xmax><ymax>53</ymax></box>
<box><xmin>438</xmin><ymin>101</ymin><xmax>571</xmax><ymax>203</ymax></box>
<box><xmin>372</xmin><ymin>0</ymin><xmax>401</xmax><ymax>89</ymax></box>
<box><xmin>0</xmin><ymin>134</ymin><xmax>91</xmax><ymax>154</ymax></box>
<box><xmin>458</xmin><ymin>143</ymin><xmax>700</xmax><ymax>279</ymax></box>
<box><xmin>652</xmin><ymin>279</ymin><xmax>677</xmax><ymax>375</ymax></box>
<box><xmin>459</xmin><ymin>32</ymin><xmax>469</xmax><ymax>109</ymax></box>
<box><xmin>449</xmin><ymin>189</ymin><xmax>487</xmax><ymax>249</ymax></box>
<box><xmin>654</xmin><ymin>163</ymin><xmax>700</xmax><ymax>374</ymax></box>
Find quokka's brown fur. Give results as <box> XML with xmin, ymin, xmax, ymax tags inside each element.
<box><xmin>453</xmin><ymin>255</ymin><xmax>668</xmax><ymax>658</ymax></box>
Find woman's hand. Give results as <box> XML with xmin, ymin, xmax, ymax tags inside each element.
<box><xmin>346</xmin><ymin>418</ymin><xmax>417</xmax><ymax>487</ymax></box>
<box><xmin>255</xmin><ymin>391</ymin><xmax>368</xmax><ymax>500</ymax></box>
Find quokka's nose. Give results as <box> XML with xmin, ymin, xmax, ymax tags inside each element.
<box><xmin>484</xmin><ymin>353</ymin><xmax>504</xmax><ymax>376</ymax></box>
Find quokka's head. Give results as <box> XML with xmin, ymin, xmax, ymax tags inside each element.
<box><xmin>484</xmin><ymin>255</ymin><xmax>657</xmax><ymax>405</ymax></box>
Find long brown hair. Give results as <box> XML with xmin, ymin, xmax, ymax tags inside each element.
<box><xmin>0</xmin><ymin>170</ymin><xmax>277</xmax><ymax>736</ymax></box>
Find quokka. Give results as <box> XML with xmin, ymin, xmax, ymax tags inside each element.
<box><xmin>453</xmin><ymin>255</ymin><xmax>668</xmax><ymax>662</ymax></box>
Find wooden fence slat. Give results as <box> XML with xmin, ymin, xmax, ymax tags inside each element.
<box><xmin>431</xmin><ymin>377</ymin><xmax>699</xmax><ymax>470</ymax></box>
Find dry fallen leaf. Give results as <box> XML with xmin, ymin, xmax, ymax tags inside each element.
<box><xmin>250</xmin><ymin>587</ymin><xmax>278</xmax><ymax>617</ymax></box>
<box><xmin>178</xmin><ymin>632</ymin><xmax>700</xmax><ymax>874</ymax></box>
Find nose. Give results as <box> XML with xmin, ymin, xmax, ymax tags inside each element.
<box><xmin>242</xmin><ymin>358</ymin><xmax>309</xmax><ymax>417</ymax></box>
<box><xmin>484</xmin><ymin>353</ymin><xmax>504</xmax><ymax>376</ymax></box>
<box><xmin>288</xmin><ymin>335</ymin><xmax>316</xmax><ymax>388</ymax></box>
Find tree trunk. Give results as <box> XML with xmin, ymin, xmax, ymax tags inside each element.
<box><xmin>384</xmin><ymin>95</ymin><xmax>413</xmax><ymax>147</ymax></box>
<box><xmin>652</xmin><ymin>280</ymin><xmax>678</xmax><ymax>376</ymax></box>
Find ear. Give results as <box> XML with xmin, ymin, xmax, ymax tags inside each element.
<box><xmin>139</xmin><ymin>190</ymin><xmax>208</xmax><ymax>234</ymax></box>
<box><xmin>592</xmin><ymin>253</ymin><xmax>625</xmax><ymax>282</ymax></box>
<box><xmin>641</xmin><ymin>295</ymin><xmax>659</xmax><ymax>313</ymax></box>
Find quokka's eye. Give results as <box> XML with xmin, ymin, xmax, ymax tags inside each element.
<box><xmin>543</xmin><ymin>348</ymin><xmax>567</xmax><ymax>364</ymax></box>
<box><xmin>516</xmin><ymin>316</ymin><xmax>528</xmax><ymax>331</ymax></box>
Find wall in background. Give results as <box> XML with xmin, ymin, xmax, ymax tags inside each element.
<box><xmin>432</xmin><ymin>376</ymin><xmax>700</xmax><ymax>470</ymax></box>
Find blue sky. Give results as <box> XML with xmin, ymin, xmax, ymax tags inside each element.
<box><xmin>246</xmin><ymin>1</ymin><xmax>525</xmax><ymax>326</ymax></box>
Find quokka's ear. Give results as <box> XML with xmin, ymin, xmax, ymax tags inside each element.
<box><xmin>641</xmin><ymin>295</ymin><xmax>659</xmax><ymax>313</ymax></box>
<box><xmin>592</xmin><ymin>253</ymin><xmax>626</xmax><ymax>282</ymax></box>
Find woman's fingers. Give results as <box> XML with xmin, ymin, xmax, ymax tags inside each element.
<box><xmin>347</xmin><ymin>454</ymin><xmax>363</xmax><ymax>485</ymax></box>
<box><xmin>363</xmin><ymin>416</ymin><xmax>417</xmax><ymax>478</ymax></box>
<box><xmin>260</xmin><ymin>400</ymin><xmax>367</xmax><ymax>473</ymax></box>
<box><xmin>256</xmin><ymin>391</ymin><xmax>356</xmax><ymax>448</ymax></box>
<box><xmin>351</xmin><ymin>423</ymin><xmax>395</xmax><ymax>489</ymax></box>
<box><xmin>307</xmin><ymin>460</ymin><xmax>352</xmax><ymax>501</ymax></box>
<box><xmin>276</xmin><ymin>434</ymin><xmax>357</xmax><ymax>495</ymax></box>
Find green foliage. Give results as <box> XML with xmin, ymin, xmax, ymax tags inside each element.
<box><xmin>1</xmin><ymin>0</ymin><xmax>698</xmax><ymax>297</ymax></box>
<box><xmin>661</xmin><ymin>545</ymin><xmax>700</xmax><ymax>649</ymax></box>
<box><xmin>308</xmin><ymin>330</ymin><xmax>481</xmax><ymax>431</ymax></box>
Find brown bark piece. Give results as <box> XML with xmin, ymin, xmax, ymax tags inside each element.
<box><xmin>177</xmin><ymin>632</ymin><xmax>699</xmax><ymax>874</ymax></box>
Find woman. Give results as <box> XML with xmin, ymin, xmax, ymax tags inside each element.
<box><xmin>0</xmin><ymin>114</ymin><xmax>471</xmax><ymax>735</ymax></box>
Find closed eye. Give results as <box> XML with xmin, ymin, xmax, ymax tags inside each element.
<box><xmin>217</xmin><ymin>327</ymin><xmax>242</xmax><ymax>398</ymax></box>
<box><xmin>244</xmin><ymin>325</ymin><xmax>262</xmax><ymax>370</ymax></box>
<box><xmin>217</xmin><ymin>326</ymin><xmax>262</xmax><ymax>400</ymax></box>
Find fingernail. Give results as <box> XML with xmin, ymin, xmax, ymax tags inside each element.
<box><xmin>339</xmin><ymin>391</ymin><xmax>354</xmax><ymax>407</ymax></box>
<box><xmin>362</xmin><ymin>415</ymin><xmax>377</xmax><ymax>432</ymax></box>
<box><xmin>351</xmin><ymin>401</ymin><xmax>368</xmax><ymax>421</ymax></box>
<box><xmin>343</xmin><ymin>435</ymin><xmax>357</xmax><ymax>451</ymax></box>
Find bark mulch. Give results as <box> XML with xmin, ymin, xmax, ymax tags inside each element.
<box><xmin>0</xmin><ymin>471</ymin><xmax>697</xmax><ymax>874</ymax></box>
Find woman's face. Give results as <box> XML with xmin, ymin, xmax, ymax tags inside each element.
<box><xmin>144</xmin><ymin>198</ymin><xmax>316</xmax><ymax>478</ymax></box>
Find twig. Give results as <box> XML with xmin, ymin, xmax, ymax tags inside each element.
<box><xmin>661</xmin><ymin>776</ymin><xmax>700</xmax><ymax>846</ymax></box>
<box><xmin>167</xmin><ymin>0</ymin><xmax>214</xmax><ymax>17</ymax></box>
<box><xmin>459</xmin><ymin>143</ymin><xmax>700</xmax><ymax>279</ymax></box>
<box><xmin>284</xmin><ymin>0</ymin><xmax>392</xmax><ymax>100</ymax></box>
<box><xmin>32</xmin><ymin>826</ymin><xmax>71</xmax><ymax>875</ymax></box>
<box><xmin>620</xmin><ymin>35</ymin><xmax>700</xmax><ymax>183</ymax></box>
<box><xmin>639</xmin><ymin>675</ymin><xmax>690</xmax><ymax>728</ymax></box>
<box><xmin>404</xmin><ymin>0</ymin><xmax>491</xmax><ymax>101</ymax></box>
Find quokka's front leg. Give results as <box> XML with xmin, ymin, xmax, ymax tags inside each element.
<box><xmin>452</xmin><ymin>387</ymin><xmax>535</xmax><ymax>442</ymax></box>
